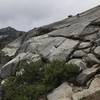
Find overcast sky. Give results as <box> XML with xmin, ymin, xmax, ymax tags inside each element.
<box><xmin>0</xmin><ymin>0</ymin><xmax>100</xmax><ymax>31</ymax></box>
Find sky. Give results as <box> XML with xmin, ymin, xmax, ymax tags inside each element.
<box><xmin>0</xmin><ymin>0</ymin><xmax>100</xmax><ymax>31</ymax></box>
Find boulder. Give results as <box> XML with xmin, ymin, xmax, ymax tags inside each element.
<box><xmin>83</xmin><ymin>53</ymin><xmax>100</xmax><ymax>66</ymax></box>
<box><xmin>89</xmin><ymin>75</ymin><xmax>100</xmax><ymax>89</ymax></box>
<box><xmin>76</xmin><ymin>67</ymin><xmax>100</xmax><ymax>85</ymax></box>
<box><xmin>78</xmin><ymin>42</ymin><xmax>91</xmax><ymax>50</ymax></box>
<box><xmin>83</xmin><ymin>30</ymin><xmax>100</xmax><ymax>41</ymax></box>
<box><xmin>72</xmin><ymin>50</ymin><xmax>87</xmax><ymax>58</ymax></box>
<box><xmin>47</xmin><ymin>82</ymin><xmax>73</xmax><ymax>100</ymax></box>
<box><xmin>72</xmin><ymin>87</ymin><xmax>100</xmax><ymax>100</ymax></box>
<box><xmin>72</xmin><ymin>75</ymin><xmax>100</xmax><ymax>100</ymax></box>
<box><xmin>68</xmin><ymin>59</ymin><xmax>87</xmax><ymax>71</ymax></box>
<box><xmin>94</xmin><ymin>46</ymin><xmax>100</xmax><ymax>56</ymax></box>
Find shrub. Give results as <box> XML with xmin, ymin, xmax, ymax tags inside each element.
<box><xmin>3</xmin><ymin>60</ymin><xmax>80</xmax><ymax>100</ymax></box>
<box><xmin>38</xmin><ymin>27</ymin><xmax>55</xmax><ymax>35</ymax></box>
<box><xmin>43</xmin><ymin>60</ymin><xmax>79</xmax><ymax>91</ymax></box>
<box><xmin>68</xmin><ymin>15</ymin><xmax>73</xmax><ymax>18</ymax></box>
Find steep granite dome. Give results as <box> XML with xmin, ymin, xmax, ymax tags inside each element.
<box><xmin>0</xmin><ymin>5</ymin><xmax>100</xmax><ymax>100</ymax></box>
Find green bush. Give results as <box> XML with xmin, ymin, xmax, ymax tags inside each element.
<box><xmin>43</xmin><ymin>60</ymin><xmax>79</xmax><ymax>91</ymax></box>
<box><xmin>3</xmin><ymin>60</ymin><xmax>80</xmax><ymax>100</ymax></box>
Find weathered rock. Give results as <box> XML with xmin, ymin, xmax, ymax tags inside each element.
<box><xmin>48</xmin><ymin>39</ymin><xmax>79</xmax><ymax>61</ymax></box>
<box><xmin>48</xmin><ymin>22</ymin><xmax>91</xmax><ymax>38</ymax></box>
<box><xmin>0</xmin><ymin>53</ymin><xmax>41</xmax><ymax>79</ymax></box>
<box><xmin>72</xmin><ymin>87</ymin><xmax>100</xmax><ymax>100</ymax></box>
<box><xmin>0</xmin><ymin>51</ymin><xmax>12</xmax><ymax>67</ymax></box>
<box><xmin>47</xmin><ymin>75</ymin><xmax>100</xmax><ymax>100</ymax></box>
<box><xmin>68</xmin><ymin>59</ymin><xmax>87</xmax><ymax>71</ymax></box>
<box><xmin>47</xmin><ymin>82</ymin><xmax>73</xmax><ymax>100</ymax></box>
<box><xmin>0</xmin><ymin>27</ymin><xmax>24</xmax><ymax>49</ymax></box>
<box><xmin>78</xmin><ymin>42</ymin><xmax>91</xmax><ymax>50</ymax></box>
<box><xmin>83</xmin><ymin>29</ymin><xmax>100</xmax><ymax>41</ymax></box>
<box><xmin>76</xmin><ymin>67</ymin><xmax>100</xmax><ymax>85</ymax></box>
<box><xmin>83</xmin><ymin>53</ymin><xmax>100</xmax><ymax>66</ymax></box>
<box><xmin>94</xmin><ymin>46</ymin><xmax>100</xmax><ymax>56</ymax></box>
<box><xmin>72</xmin><ymin>75</ymin><xmax>100</xmax><ymax>100</ymax></box>
<box><xmin>1</xmin><ymin>37</ymin><xmax>22</xmax><ymax>57</ymax></box>
<box><xmin>89</xmin><ymin>75</ymin><xmax>100</xmax><ymax>89</ymax></box>
<box><xmin>18</xmin><ymin>34</ymin><xmax>67</xmax><ymax>58</ymax></box>
<box><xmin>72</xmin><ymin>50</ymin><xmax>87</xmax><ymax>58</ymax></box>
<box><xmin>96</xmin><ymin>38</ymin><xmax>100</xmax><ymax>46</ymax></box>
<box><xmin>18</xmin><ymin>33</ymin><xmax>79</xmax><ymax>61</ymax></box>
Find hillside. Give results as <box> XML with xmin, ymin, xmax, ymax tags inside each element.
<box><xmin>0</xmin><ymin>5</ymin><xmax>100</xmax><ymax>100</ymax></box>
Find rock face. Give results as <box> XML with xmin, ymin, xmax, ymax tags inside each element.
<box><xmin>0</xmin><ymin>27</ymin><xmax>25</xmax><ymax>67</ymax></box>
<box><xmin>76</xmin><ymin>66</ymin><xmax>100</xmax><ymax>85</ymax></box>
<box><xmin>72</xmin><ymin>75</ymin><xmax>100</xmax><ymax>100</ymax></box>
<box><xmin>0</xmin><ymin>26</ymin><xmax>24</xmax><ymax>50</ymax></box>
<box><xmin>47</xmin><ymin>82</ymin><xmax>73</xmax><ymax>100</ymax></box>
<box><xmin>68</xmin><ymin>59</ymin><xmax>87</xmax><ymax>71</ymax></box>
<box><xmin>94</xmin><ymin>46</ymin><xmax>100</xmax><ymax>56</ymax></box>
<box><xmin>0</xmin><ymin>5</ymin><xmax>100</xmax><ymax>100</ymax></box>
<box><xmin>48</xmin><ymin>75</ymin><xmax>100</xmax><ymax>100</ymax></box>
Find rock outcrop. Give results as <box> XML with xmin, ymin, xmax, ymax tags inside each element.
<box><xmin>0</xmin><ymin>5</ymin><xmax>100</xmax><ymax>100</ymax></box>
<box><xmin>47</xmin><ymin>82</ymin><xmax>73</xmax><ymax>100</ymax></box>
<box><xmin>0</xmin><ymin>26</ymin><xmax>25</xmax><ymax>50</ymax></box>
<box><xmin>47</xmin><ymin>74</ymin><xmax>100</xmax><ymax>100</ymax></box>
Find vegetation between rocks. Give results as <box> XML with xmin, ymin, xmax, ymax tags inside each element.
<box><xmin>3</xmin><ymin>60</ymin><xmax>80</xmax><ymax>100</ymax></box>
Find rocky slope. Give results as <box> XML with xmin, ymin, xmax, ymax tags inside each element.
<box><xmin>0</xmin><ymin>5</ymin><xmax>100</xmax><ymax>100</ymax></box>
<box><xmin>0</xmin><ymin>26</ymin><xmax>25</xmax><ymax>49</ymax></box>
<box><xmin>0</xmin><ymin>27</ymin><xmax>25</xmax><ymax>68</ymax></box>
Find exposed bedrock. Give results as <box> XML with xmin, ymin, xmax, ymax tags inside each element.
<box><xmin>1</xmin><ymin>5</ymin><xmax>100</xmax><ymax>100</ymax></box>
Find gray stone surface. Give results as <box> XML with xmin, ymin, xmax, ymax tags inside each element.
<box><xmin>83</xmin><ymin>53</ymin><xmax>100</xmax><ymax>64</ymax></box>
<box><xmin>47</xmin><ymin>82</ymin><xmax>73</xmax><ymax>100</ymax></box>
<box><xmin>76</xmin><ymin>67</ymin><xmax>100</xmax><ymax>85</ymax></box>
<box><xmin>94</xmin><ymin>46</ymin><xmax>100</xmax><ymax>56</ymax></box>
<box><xmin>0</xmin><ymin>53</ymin><xmax>41</xmax><ymax>79</ymax></box>
<box><xmin>72</xmin><ymin>50</ymin><xmax>87</xmax><ymax>58</ymax></box>
<box><xmin>72</xmin><ymin>75</ymin><xmax>100</xmax><ymax>100</ymax></box>
<box><xmin>68</xmin><ymin>59</ymin><xmax>87</xmax><ymax>71</ymax></box>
